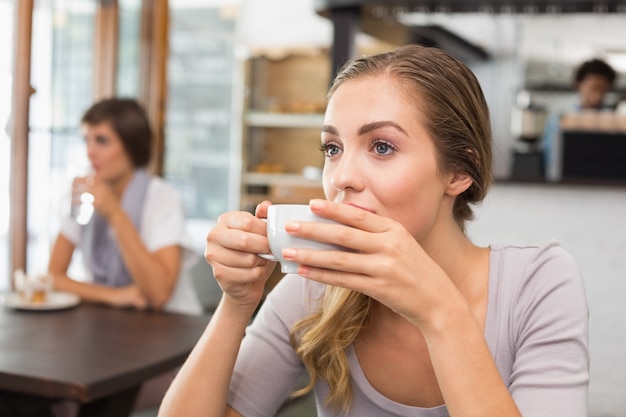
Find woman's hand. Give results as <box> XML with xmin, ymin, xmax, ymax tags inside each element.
<box><xmin>279</xmin><ymin>199</ymin><xmax>455</xmax><ymax>326</ymax></box>
<box><xmin>107</xmin><ymin>285</ymin><xmax>149</xmax><ymax>309</ymax></box>
<box><xmin>73</xmin><ymin>176</ymin><xmax>122</xmax><ymax>221</ymax></box>
<box><xmin>159</xmin><ymin>203</ymin><xmax>276</xmax><ymax>417</ymax></box>
<box><xmin>204</xmin><ymin>201</ymin><xmax>277</xmax><ymax>311</ymax></box>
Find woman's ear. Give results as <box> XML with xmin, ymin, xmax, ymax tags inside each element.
<box><xmin>445</xmin><ymin>172</ymin><xmax>473</xmax><ymax>197</ymax></box>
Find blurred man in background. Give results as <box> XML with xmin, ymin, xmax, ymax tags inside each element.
<box><xmin>542</xmin><ymin>58</ymin><xmax>617</xmax><ymax>180</ymax></box>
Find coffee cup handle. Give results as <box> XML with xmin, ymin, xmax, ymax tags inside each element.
<box><xmin>257</xmin><ymin>218</ymin><xmax>277</xmax><ymax>261</ymax></box>
<box><xmin>257</xmin><ymin>253</ymin><xmax>277</xmax><ymax>261</ymax></box>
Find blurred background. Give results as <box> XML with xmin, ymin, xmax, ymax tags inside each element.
<box><xmin>2</xmin><ymin>1</ymin><xmax>626</xmax><ymax>416</ymax></box>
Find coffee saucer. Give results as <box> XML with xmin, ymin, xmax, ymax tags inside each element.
<box><xmin>0</xmin><ymin>292</ymin><xmax>81</xmax><ymax>311</ymax></box>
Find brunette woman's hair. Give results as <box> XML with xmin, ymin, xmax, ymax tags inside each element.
<box><xmin>81</xmin><ymin>97</ymin><xmax>152</xmax><ymax>167</ymax></box>
<box><xmin>290</xmin><ymin>44</ymin><xmax>493</xmax><ymax>412</ymax></box>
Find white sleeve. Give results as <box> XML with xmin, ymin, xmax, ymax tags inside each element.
<box><xmin>140</xmin><ymin>178</ymin><xmax>203</xmax><ymax>315</ymax></box>
<box><xmin>140</xmin><ymin>178</ymin><xmax>190</xmax><ymax>252</ymax></box>
<box><xmin>59</xmin><ymin>216</ymin><xmax>81</xmax><ymax>245</ymax></box>
<box><xmin>140</xmin><ymin>178</ymin><xmax>199</xmax><ymax>272</ymax></box>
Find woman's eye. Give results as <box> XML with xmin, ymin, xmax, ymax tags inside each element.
<box><xmin>95</xmin><ymin>134</ymin><xmax>109</xmax><ymax>145</ymax></box>
<box><xmin>372</xmin><ymin>140</ymin><xmax>395</xmax><ymax>156</ymax></box>
<box><xmin>320</xmin><ymin>143</ymin><xmax>341</xmax><ymax>158</ymax></box>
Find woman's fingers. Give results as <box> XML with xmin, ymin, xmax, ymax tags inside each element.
<box><xmin>284</xmin><ymin>247</ymin><xmax>374</xmax><ymax>279</ymax></box>
<box><xmin>205</xmin><ymin>241</ymin><xmax>270</xmax><ymax>271</ymax></box>
<box><xmin>209</xmin><ymin>213</ymin><xmax>270</xmax><ymax>257</ymax></box>
<box><xmin>284</xmin><ymin>207</ymin><xmax>397</xmax><ymax>256</ymax></box>
<box><xmin>204</xmin><ymin>209</ymin><xmax>277</xmax><ymax>306</ymax></box>
<box><xmin>208</xmin><ymin>228</ymin><xmax>269</xmax><ymax>259</ymax></box>
<box><xmin>254</xmin><ymin>200</ymin><xmax>272</xmax><ymax>219</ymax></box>
<box><xmin>296</xmin><ymin>263</ymin><xmax>373</xmax><ymax>294</ymax></box>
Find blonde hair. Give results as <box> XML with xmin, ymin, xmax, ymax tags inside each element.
<box><xmin>290</xmin><ymin>44</ymin><xmax>493</xmax><ymax>411</ymax></box>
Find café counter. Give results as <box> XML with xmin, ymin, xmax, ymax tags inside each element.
<box><xmin>560</xmin><ymin>130</ymin><xmax>626</xmax><ymax>182</ymax></box>
<box><xmin>545</xmin><ymin>111</ymin><xmax>626</xmax><ymax>184</ymax></box>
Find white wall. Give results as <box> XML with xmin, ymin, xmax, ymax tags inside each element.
<box><xmin>237</xmin><ymin>0</ymin><xmax>331</xmax><ymax>50</ymax></box>
<box><xmin>467</xmin><ymin>182</ymin><xmax>626</xmax><ymax>417</ymax></box>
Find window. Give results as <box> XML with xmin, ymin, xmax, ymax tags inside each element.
<box><xmin>164</xmin><ymin>2</ymin><xmax>242</xmax><ymax>247</ymax></box>
<box><xmin>27</xmin><ymin>0</ymin><xmax>97</xmax><ymax>275</ymax></box>
<box><xmin>4</xmin><ymin>0</ymin><xmax>243</xmax><ymax>284</ymax></box>
<box><xmin>117</xmin><ymin>0</ymin><xmax>142</xmax><ymax>97</ymax></box>
<box><xmin>0</xmin><ymin>0</ymin><xmax>15</xmax><ymax>290</ymax></box>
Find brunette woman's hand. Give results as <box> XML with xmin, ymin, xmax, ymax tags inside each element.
<box><xmin>107</xmin><ymin>285</ymin><xmax>149</xmax><ymax>310</ymax></box>
<box><xmin>73</xmin><ymin>175</ymin><xmax>122</xmax><ymax>221</ymax></box>
<box><xmin>204</xmin><ymin>201</ymin><xmax>277</xmax><ymax>310</ymax></box>
<box><xmin>90</xmin><ymin>176</ymin><xmax>123</xmax><ymax>221</ymax></box>
<box><xmin>278</xmin><ymin>199</ymin><xmax>456</xmax><ymax>327</ymax></box>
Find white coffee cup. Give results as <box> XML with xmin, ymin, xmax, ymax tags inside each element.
<box><xmin>259</xmin><ymin>204</ymin><xmax>348</xmax><ymax>273</ymax></box>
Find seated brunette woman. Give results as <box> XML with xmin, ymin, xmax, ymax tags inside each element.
<box><xmin>48</xmin><ymin>97</ymin><xmax>202</xmax><ymax>315</ymax></box>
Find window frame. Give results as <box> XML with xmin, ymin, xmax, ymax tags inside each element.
<box><xmin>8</xmin><ymin>0</ymin><xmax>168</xmax><ymax>279</ymax></box>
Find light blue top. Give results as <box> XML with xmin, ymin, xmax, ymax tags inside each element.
<box><xmin>541</xmin><ymin>103</ymin><xmax>614</xmax><ymax>180</ymax></box>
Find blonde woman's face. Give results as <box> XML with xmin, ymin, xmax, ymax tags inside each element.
<box><xmin>321</xmin><ymin>75</ymin><xmax>454</xmax><ymax>242</ymax></box>
<box><xmin>83</xmin><ymin>122</ymin><xmax>134</xmax><ymax>182</ymax></box>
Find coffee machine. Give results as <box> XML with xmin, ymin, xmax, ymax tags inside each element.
<box><xmin>510</xmin><ymin>90</ymin><xmax>547</xmax><ymax>180</ymax></box>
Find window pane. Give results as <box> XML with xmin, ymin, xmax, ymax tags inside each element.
<box><xmin>28</xmin><ymin>0</ymin><xmax>96</xmax><ymax>274</ymax></box>
<box><xmin>164</xmin><ymin>4</ymin><xmax>241</xmax><ymax>227</ymax></box>
<box><xmin>117</xmin><ymin>0</ymin><xmax>142</xmax><ymax>97</ymax></box>
<box><xmin>0</xmin><ymin>0</ymin><xmax>15</xmax><ymax>290</ymax></box>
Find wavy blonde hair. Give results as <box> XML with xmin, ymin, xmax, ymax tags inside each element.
<box><xmin>290</xmin><ymin>44</ymin><xmax>493</xmax><ymax>412</ymax></box>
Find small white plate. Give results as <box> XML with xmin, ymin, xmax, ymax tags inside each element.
<box><xmin>0</xmin><ymin>291</ymin><xmax>81</xmax><ymax>311</ymax></box>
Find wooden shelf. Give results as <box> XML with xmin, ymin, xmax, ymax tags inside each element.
<box><xmin>243</xmin><ymin>172</ymin><xmax>322</xmax><ymax>187</ymax></box>
<box><xmin>245</xmin><ymin>111</ymin><xmax>324</xmax><ymax>128</ymax></box>
<box><xmin>242</xmin><ymin>173</ymin><xmax>325</xmax><ymax>208</ymax></box>
<box><xmin>241</xmin><ymin>53</ymin><xmax>329</xmax><ymax>210</ymax></box>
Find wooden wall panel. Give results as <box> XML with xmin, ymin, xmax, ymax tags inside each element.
<box><xmin>140</xmin><ymin>0</ymin><xmax>169</xmax><ymax>176</ymax></box>
<box><xmin>9</xmin><ymin>0</ymin><xmax>34</xmax><ymax>278</ymax></box>
<box><xmin>93</xmin><ymin>0</ymin><xmax>119</xmax><ymax>100</ymax></box>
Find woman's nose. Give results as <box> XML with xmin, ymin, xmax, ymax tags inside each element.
<box><xmin>329</xmin><ymin>153</ymin><xmax>364</xmax><ymax>192</ymax></box>
<box><xmin>85</xmin><ymin>141</ymin><xmax>96</xmax><ymax>160</ymax></box>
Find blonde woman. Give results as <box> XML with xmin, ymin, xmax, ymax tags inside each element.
<box><xmin>159</xmin><ymin>45</ymin><xmax>588</xmax><ymax>417</ymax></box>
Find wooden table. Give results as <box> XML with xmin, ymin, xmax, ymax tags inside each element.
<box><xmin>0</xmin><ymin>302</ymin><xmax>210</xmax><ymax>417</ymax></box>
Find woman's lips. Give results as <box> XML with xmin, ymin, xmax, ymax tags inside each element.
<box><xmin>346</xmin><ymin>202</ymin><xmax>375</xmax><ymax>213</ymax></box>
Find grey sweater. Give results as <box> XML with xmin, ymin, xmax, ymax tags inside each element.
<box><xmin>228</xmin><ymin>241</ymin><xmax>589</xmax><ymax>416</ymax></box>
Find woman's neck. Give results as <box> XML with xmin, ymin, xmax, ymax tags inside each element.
<box><xmin>109</xmin><ymin>169</ymin><xmax>135</xmax><ymax>197</ymax></box>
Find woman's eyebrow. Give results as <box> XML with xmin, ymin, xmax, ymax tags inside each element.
<box><xmin>358</xmin><ymin>121</ymin><xmax>408</xmax><ymax>136</ymax></box>
<box><xmin>322</xmin><ymin>121</ymin><xmax>408</xmax><ymax>137</ymax></box>
<box><xmin>321</xmin><ymin>125</ymin><xmax>339</xmax><ymax>135</ymax></box>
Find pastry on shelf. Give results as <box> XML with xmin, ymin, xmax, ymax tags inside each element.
<box><xmin>267</xmin><ymin>101</ymin><xmax>326</xmax><ymax>114</ymax></box>
<box><xmin>254</xmin><ymin>163</ymin><xmax>286</xmax><ymax>174</ymax></box>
